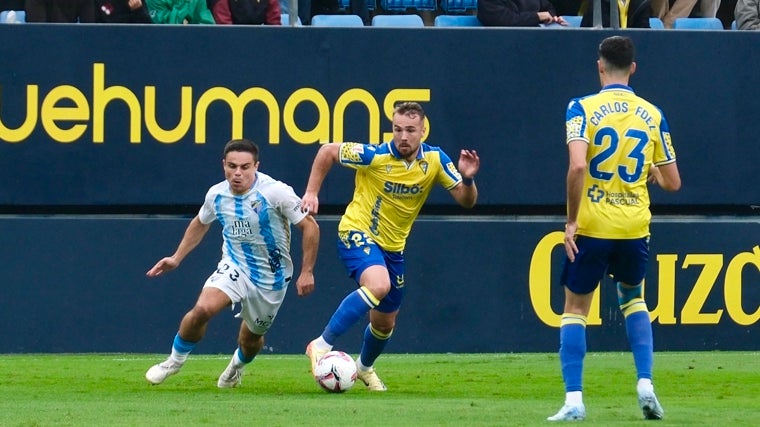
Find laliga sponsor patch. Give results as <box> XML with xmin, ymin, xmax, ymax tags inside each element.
<box><xmin>341</xmin><ymin>143</ymin><xmax>364</xmax><ymax>163</ymax></box>
<box><xmin>567</xmin><ymin>116</ymin><xmax>584</xmax><ymax>140</ymax></box>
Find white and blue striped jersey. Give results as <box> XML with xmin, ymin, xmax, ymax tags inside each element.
<box><xmin>198</xmin><ymin>172</ymin><xmax>308</xmax><ymax>291</ymax></box>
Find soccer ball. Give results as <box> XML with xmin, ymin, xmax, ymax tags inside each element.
<box><xmin>314</xmin><ymin>350</ymin><xmax>357</xmax><ymax>393</ymax></box>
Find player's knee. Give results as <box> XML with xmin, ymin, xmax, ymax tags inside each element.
<box><xmin>187</xmin><ymin>304</ymin><xmax>217</xmax><ymax>323</ymax></box>
<box><xmin>359</xmin><ymin>267</ymin><xmax>392</xmax><ymax>299</ymax></box>
<box><xmin>616</xmin><ymin>282</ymin><xmax>643</xmax><ymax>307</ymax></box>
<box><xmin>363</xmin><ymin>282</ymin><xmax>391</xmax><ymax>300</ymax></box>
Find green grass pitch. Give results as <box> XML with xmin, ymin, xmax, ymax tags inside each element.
<box><xmin>1</xmin><ymin>352</ymin><xmax>758</xmax><ymax>426</ymax></box>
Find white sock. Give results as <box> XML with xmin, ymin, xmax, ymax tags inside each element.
<box><xmin>637</xmin><ymin>378</ymin><xmax>654</xmax><ymax>393</ymax></box>
<box><xmin>169</xmin><ymin>350</ymin><xmax>188</xmax><ymax>364</ymax></box>
<box><xmin>313</xmin><ymin>336</ymin><xmax>332</xmax><ymax>351</ymax></box>
<box><xmin>356</xmin><ymin>358</ymin><xmax>371</xmax><ymax>372</ymax></box>
<box><xmin>565</xmin><ymin>391</ymin><xmax>583</xmax><ymax>406</ymax></box>
<box><xmin>231</xmin><ymin>350</ymin><xmax>246</xmax><ymax>368</ymax></box>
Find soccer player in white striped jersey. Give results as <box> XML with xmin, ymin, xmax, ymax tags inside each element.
<box><xmin>548</xmin><ymin>36</ymin><xmax>681</xmax><ymax>421</ymax></box>
<box><xmin>301</xmin><ymin>102</ymin><xmax>480</xmax><ymax>391</ymax></box>
<box><xmin>145</xmin><ymin>139</ymin><xmax>319</xmax><ymax>388</ymax></box>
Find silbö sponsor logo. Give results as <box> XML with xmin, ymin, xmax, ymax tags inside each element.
<box><xmin>383</xmin><ymin>182</ymin><xmax>423</xmax><ymax>200</ymax></box>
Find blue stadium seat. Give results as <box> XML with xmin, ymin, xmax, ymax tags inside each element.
<box><xmin>340</xmin><ymin>0</ymin><xmax>377</xmax><ymax>11</ymax></box>
<box><xmin>281</xmin><ymin>13</ymin><xmax>302</xmax><ymax>25</ymax></box>
<box><xmin>0</xmin><ymin>10</ymin><xmax>26</xmax><ymax>23</ymax></box>
<box><xmin>731</xmin><ymin>19</ymin><xmax>737</xmax><ymax>30</ymax></box>
<box><xmin>371</xmin><ymin>14</ymin><xmax>425</xmax><ymax>26</ymax></box>
<box><xmin>311</xmin><ymin>14</ymin><xmax>365</xmax><ymax>26</ymax></box>
<box><xmin>649</xmin><ymin>17</ymin><xmax>664</xmax><ymax>29</ymax></box>
<box><xmin>380</xmin><ymin>0</ymin><xmax>436</xmax><ymax>12</ymax></box>
<box><xmin>433</xmin><ymin>15</ymin><xmax>481</xmax><ymax>27</ymax></box>
<box><xmin>440</xmin><ymin>0</ymin><xmax>477</xmax><ymax>13</ymax></box>
<box><xmin>673</xmin><ymin>17</ymin><xmax>723</xmax><ymax>30</ymax></box>
<box><xmin>562</xmin><ymin>15</ymin><xmax>582</xmax><ymax>27</ymax></box>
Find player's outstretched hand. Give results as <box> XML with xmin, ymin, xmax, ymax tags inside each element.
<box><xmin>146</xmin><ymin>257</ymin><xmax>179</xmax><ymax>278</ymax></box>
<box><xmin>458</xmin><ymin>149</ymin><xmax>480</xmax><ymax>179</ymax></box>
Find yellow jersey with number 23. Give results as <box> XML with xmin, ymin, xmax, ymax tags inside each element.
<box><xmin>566</xmin><ymin>84</ymin><xmax>676</xmax><ymax>239</ymax></box>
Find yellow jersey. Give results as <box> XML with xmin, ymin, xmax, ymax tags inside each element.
<box><xmin>337</xmin><ymin>141</ymin><xmax>461</xmax><ymax>251</ymax></box>
<box><xmin>566</xmin><ymin>84</ymin><xmax>676</xmax><ymax>239</ymax></box>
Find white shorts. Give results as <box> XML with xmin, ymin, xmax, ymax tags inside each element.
<box><xmin>203</xmin><ymin>259</ymin><xmax>289</xmax><ymax>335</ymax></box>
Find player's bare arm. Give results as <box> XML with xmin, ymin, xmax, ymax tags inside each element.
<box><xmin>294</xmin><ymin>215</ymin><xmax>319</xmax><ymax>297</ymax></box>
<box><xmin>648</xmin><ymin>162</ymin><xmax>681</xmax><ymax>192</ymax></box>
<box><xmin>302</xmin><ymin>143</ymin><xmax>342</xmax><ymax>214</ymax></box>
<box><xmin>146</xmin><ymin>216</ymin><xmax>211</xmax><ymax>277</ymax></box>
<box><xmin>564</xmin><ymin>140</ymin><xmax>587</xmax><ymax>262</ymax></box>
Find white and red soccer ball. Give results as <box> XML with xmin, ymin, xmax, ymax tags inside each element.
<box><xmin>314</xmin><ymin>350</ymin><xmax>357</xmax><ymax>393</ymax></box>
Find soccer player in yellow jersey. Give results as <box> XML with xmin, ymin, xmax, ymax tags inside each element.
<box><xmin>301</xmin><ymin>102</ymin><xmax>480</xmax><ymax>391</ymax></box>
<box><xmin>548</xmin><ymin>36</ymin><xmax>681</xmax><ymax>421</ymax></box>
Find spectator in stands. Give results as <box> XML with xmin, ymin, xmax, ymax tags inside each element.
<box><xmin>478</xmin><ymin>0</ymin><xmax>568</xmax><ymax>26</ymax></box>
<box><xmin>95</xmin><ymin>0</ymin><xmax>153</xmax><ymax>23</ymax></box>
<box><xmin>207</xmin><ymin>0</ymin><xmax>281</xmax><ymax>24</ymax></box>
<box><xmin>581</xmin><ymin>0</ymin><xmax>651</xmax><ymax>27</ymax></box>
<box><xmin>650</xmin><ymin>0</ymin><xmax>721</xmax><ymax>28</ymax></box>
<box><xmin>735</xmin><ymin>0</ymin><xmax>760</xmax><ymax>29</ymax></box>
<box><xmin>145</xmin><ymin>0</ymin><xmax>215</xmax><ymax>23</ymax></box>
<box><xmin>25</xmin><ymin>0</ymin><xmax>95</xmax><ymax>22</ymax></box>
<box><xmin>549</xmin><ymin>0</ymin><xmax>582</xmax><ymax>16</ymax></box>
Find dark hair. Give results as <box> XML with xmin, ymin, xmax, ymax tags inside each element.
<box><xmin>223</xmin><ymin>139</ymin><xmax>259</xmax><ymax>162</ymax></box>
<box><xmin>598</xmin><ymin>36</ymin><xmax>635</xmax><ymax>71</ymax></box>
<box><xmin>393</xmin><ymin>101</ymin><xmax>426</xmax><ymax>122</ymax></box>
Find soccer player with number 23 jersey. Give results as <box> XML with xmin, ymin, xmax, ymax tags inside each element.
<box><xmin>548</xmin><ymin>36</ymin><xmax>681</xmax><ymax>422</ymax></box>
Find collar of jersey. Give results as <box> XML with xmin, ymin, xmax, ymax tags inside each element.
<box><xmin>600</xmin><ymin>83</ymin><xmax>633</xmax><ymax>93</ymax></box>
<box><xmin>387</xmin><ymin>140</ymin><xmax>424</xmax><ymax>161</ymax></box>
